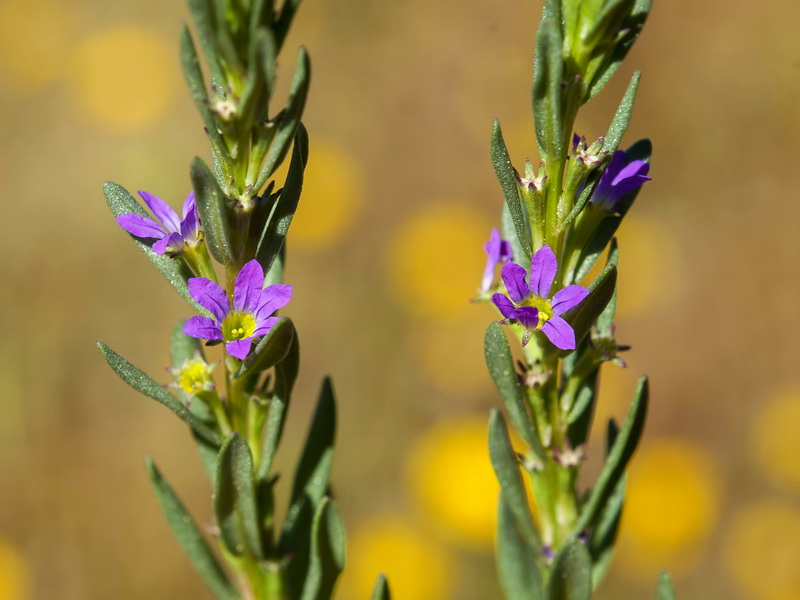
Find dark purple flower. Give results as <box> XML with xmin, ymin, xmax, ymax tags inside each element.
<box><xmin>183</xmin><ymin>260</ymin><xmax>292</xmax><ymax>360</ymax></box>
<box><xmin>491</xmin><ymin>245</ymin><xmax>589</xmax><ymax>350</ymax></box>
<box><xmin>116</xmin><ymin>190</ymin><xmax>202</xmax><ymax>256</ymax></box>
<box><xmin>590</xmin><ymin>150</ymin><xmax>651</xmax><ymax>210</ymax></box>
<box><xmin>481</xmin><ymin>228</ymin><xmax>513</xmax><ymax>292</ymax></box>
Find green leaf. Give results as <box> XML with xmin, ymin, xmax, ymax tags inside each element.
<box><xmin>255</xmin><ymin>124</ymin><xmax>309</xmax><ymax>276</ymax></box>
<box><xmin>235</xmin><ymin>317</ymin><xmax>295</xmax><ymax>378</ymax></box>
<box><xmin>255</xmin><ymin>47</ymin><xmax>310</xmax><ymax>190</ymax></box>
<box><xmin>215</xmin><ymin>433</ymin><xmax>264</xmax><ymax>559</ymax></box>
<box><xmin>170</xmin><ymin>319</ymin><xmax>204</xmax><ymax>366</ymax></box>
<box><xmin>299</xmin><ymin>497</ymin><xmax>346</xmax><ymax>600</ymax></box>
<box><xmin>547</xmin><ymin>539</ymin><xmax>592</xmax><ymax>600</ymax></box>
<box><xmin>369</xmin><ymin>574</ymin><xmax>391</xmax><ymax>600</ymax></box>
<box><xmin>488</xmin><ymin>410</ymin><xmax>540</xmax><ymax>550</ymax></box>
<box><xmin>501</xmin><ymin>202</ymin><xmax>527</xmax><ymax>271</ymax></box>
<box><xmin>281</xmin><ymin>377</ymin><xmax>336</xmax><ymax>544</ymax></box>
<box><xmin>145</xmin><ymin>458</ymin><xmax>239</xmax><ymax>600</ymax></box>
<box><xmin>532</xmin><ymin>6</ymin><xmax>565</xmax><ymax>162</ymax></box>
<box><xmin>497</xmin><ymin>491</ymin><xmax>545</xmax><ymax>600</ymax></box>
<box><xmin>602</xmin><ymin>71</ymin><xmax>640</xmax><ymax>155</ymax></box>
<box><xmin>191</xmin><ymin>157</ymin><xmax>237</xmax><ymax>266</ymax></box>
<box><xmin>484</xmin><ymin>323</ymin><xmax>543</xmax><ymax>457</ymax></box>
<box><xmin>97</xmin><ymin>342</ymin><xmax>222</xmax><ymax>446</ymax></box>
<box><xmin>589</xmin><ymin>471</ymin><xmax>625</xmax><ymax>589</ymax></box>
<box><xmin>186</xmin><ymin>0</ymin><xmax>226</xmax><ymax>86</ymax></box>
<box><xmin>274</xmin><ymin>0</ymin><xmax>303</xmax><ymax>52</ymax></box>
<box><xmin>656</xmin><ymin>571</ymin><xmax>677</xmax><ymax>600</ymax></box>
<box><xmin>103</xmin><ymin>182</ymin><xmax>199</xmax><ymax>311</ymax></box>
<box><xmin>239</xmin><ymin>28</ymin><xmax>277</xmax><ymax>129</ymax></box>
<box><xmin>559</xmin><ymin>264</ymin><xmax>617</xmax><ymax>352</ymax></box>
<box><xmin>594</xmin><ymin>240</ymin><xmax>619</xmax><ymax>336</ymax></box>
<box><xmin>574</xmin><ymin>376</ymin><xmax>648</xmax><ymax>533</ymax></box>
<box><xmin>491</xmin><ymin>120</ymin><xmax>532</xmax><ymax>262</ymax></box>
<box><xmin>566</xmin><ymin>368</ymin><xmax>600</xmax><ymax>448</ymax></box>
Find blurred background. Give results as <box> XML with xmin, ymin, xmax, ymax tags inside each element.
<box><xmin>1</xmin><ymin>0</ymin><xmax>799</xmax><ymax>598</ymax></box>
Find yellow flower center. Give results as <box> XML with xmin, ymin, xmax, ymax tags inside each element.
<box><xmin>175</xmin><ymin>357</ymin><xmax>214</xmax><ymax>396</ymax></box>
<box><xmin>520</xmin><ymin>295</ymin><xmax>553</xmax><ymax>329</ymax></box>
<box><xmin>222</xmin><ymin>312</ymin><xmax>256</xmax><ymax>342</ymax></box>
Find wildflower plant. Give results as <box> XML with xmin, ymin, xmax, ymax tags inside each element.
<box><xmin>95</xmin><ymin>0</ymin><xmax>385</xmax><ymax>598</ymax></box>
<box><xmin>479</xmin><ymin>1</ymin><xmax>678</xmax><ymax>597</ymax></box>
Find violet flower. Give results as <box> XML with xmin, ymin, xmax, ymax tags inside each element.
<box><xmin>590</xmin><ymin>150</ymin><xmax>651</xmax><ymax>210</ymax></box>
<box><xmin>116</xmin><ymin>190</ymin><xmax>202</xmax><ymax>256</ymax></box>
<box><xmin>481</xmin><ymin>228</ymin><xmax>513</xmax><ymax>292</ymax></box>
<box><xmin>183</xmin><ymin>260</ymin><xmax>292</xmax><ymax>360</ymax></box>
<box><xmin>492</xmin><ymin>245</ymin><xmax>589</xmax><ymax>350</ymax></box>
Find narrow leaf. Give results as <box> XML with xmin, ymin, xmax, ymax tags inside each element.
<box><xmin>235</xmin><ymin>317</ymin><xmax>295</xmax><ymax>378</ymax></box>
<box><xmin>656</xmin><ymin>571</ymin><xmax>677</xmax><ymax>600</ymax></box>
<box><xmin>497</xmin><ymin>491</ymin><xmax>545</xmax><ymax>600</ymax></box>
<box><xmin>146</xmin><ymin>458</ymin><xmax>239</xmax><ymax>600</ymax></box>
<box><xmin>299</xmin><ymin>497</ymin><xmax>346</xmax><ymax>600</ymax></box>
<box><xmin>589</xmin><ymin>472</ymin><xmax>626</xmax><ymax>589</ymax></box>
<box><xmin>191</xmin><ymin>157</ymin><xmax>237</xmax><ymax>266</ymax></box>
<box><xmin>491</xmin><ymin>120</ymin><xmax>532</xmax><ymax>262</ymax></box>
<box><xmin>369</xmin><ymin>574</ymin><xmax>391</xmax><ymax>600</ymax></box>
<box><xmin>215</xmin><ymin>433</ymin><xmax>264</xmax><ymax>559</ymax></box>
<box><xmin>186</xmin><ymin>0</ymin><xmax>226</xmax><ymax>86</ymax></box>
<box><xmin>594</xmin><ymin>240</ymin><xmax>619</xmax><ymax>336</ymax></box>
<box><xmin>602</xmin><ymin>71</ymin><xmax>640</xmax><ymax>155</ymax></box>
<box><xmin>559</xmin><ymin>264</ymin><xmax>617</xmax><ymax>352</ymax></box>
<box><xmin>97</xmin><ymin>342</ymin><xmax>221</xmax><ymax>445</ymax></box>
<box><xmin>547</xmin><ymin>539</ymin><xmax>592</xmax><ymax>600</ymax></box>
<box><xmin>274</xmin><ymin>0</ymin><xmax>303</xmax><ymax>52</ymax></box>
<box><xmin>532</xmin><ymin>11</ymin><xmax>565</xmax><ymax>161</ymax></box>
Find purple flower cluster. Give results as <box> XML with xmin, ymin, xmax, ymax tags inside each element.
<box><xmin>481</xmin><ymin>228</ymin><xmax>513</xmax><ymax>292</ymax></box>
<box><xmin>183</xmin><ymin>260</ymin><xmax>292</xmax><ymax>360</ymax></box>
<box><xmin>492</xmin><ymin>245</ymin><xmax>588</xmax><ymax>350</ymax></box>
<box><xmin>590</xmin><ymin>150</ymin><xmax>651</xmax><ymax>210</ymax></box>
<box><xmin>117</xmin><ymin>190</ymin><xmax>202</xmax><ymax>256</ymax></box>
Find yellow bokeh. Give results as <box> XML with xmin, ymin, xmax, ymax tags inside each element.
<box><xmin>285</xmin><ymin>141</ymin><xmax>363</xmax><ymax>250</ymax></box>
<box><xmin>0</xmin><ymin>538</ymin><xmax>30</xmax><ymax>600</ymax></box>
<box><xmin>68</xmin><ymin>26</ymin><xmax>177</xmax><ymax>131</ymax></box>
<box><xmin>0</xmin><ymin>0</ymin><xmax>76</xmax><ymax>91</ymax></box>
<box><xmin>338</xmin><ymin>515</ymin><xmax>455</xmax><ymax>600</ymax></box>
<box><xmin>387</xmin><ymin>204</ymin><xmax>490</xmax><ymax>320</ymax></box>
<box><xmin>617</xmin><ymin>439</ymin><xmax>720</xmax><ymax>578</ymax></box>
<box><xmin>722</xmin><ymin>498</ymin><xmax>800</xmax><ymax>600</ymax></box>
<box><xmin>750</xmin><ymin>387</ymin><xmax>800</xmax><ymax>490</ymax></box>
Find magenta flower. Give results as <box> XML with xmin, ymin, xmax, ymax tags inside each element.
<box><xmin>481</xmin><ymin>228</ymin><xmax>513</xmax><ymax>292</ymax></box>
<box><xmin>492</xmin><ymin>245</ymin><xmax>589</xmax><ymax>350</ymax></box>
<box><xmin>590</xmin><ymin>150</ymin><xmax>651</xmax><ymax>210</ymax></box>
<box><xmin>116</xmin><ymin>190</ymin><xmax>202</xmax><ymax>256</ymax></box>
<box><xmin>183</xmin><ymin>260</ymin><xmax>292</xmax><ymax>360</ymax></box>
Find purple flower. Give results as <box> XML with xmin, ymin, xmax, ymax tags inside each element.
<box><xmin>481</xmin><ymin>228</ymin><xmax>513</xmax><ymax>292</ymax></box>
<box><xmin>590</xmin><ymin>150</ymin><xmax>651</xmax><ymax>210</ymax></box>
<box><xmin>116</xmin><ymin>190</ymin><xmax>202</xmax><ymax>256</ymax></box>
<box><xmin>183</xmin><ymin>260</ymin><xmax>292</xmax><ymax>360</ymax></box>
<box><xmin>491</xmin><ymin>245</ymin><xmax>589</xmax><ymax>350</ymax></box>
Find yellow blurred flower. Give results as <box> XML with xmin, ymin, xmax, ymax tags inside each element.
<box><xmin>617</xmin><ymin>439</ymin><xmax>720</xmax><ymax>579</ymax></box>
<box><xmin>750</xmin><ymin>387</ymin><xmax>800</xmax><ymax>491</ymax></box>
<box><xmin>284</xmin><ymin>141</ymin><xmax>363</xmax><ymax>250</ymax></box>
<box><xmin>68</xmin><ymin>26</ymin><xmax>177</xmax><ymax>131</ymax></box>
<box><xmin>387</xmin><ymin>204</ymin><xmax>490</xmax><ymax>320</ymax></box>
<box><xmin>338</xmin><ymin>515</ymin><xmax>455</xmax><ymax>600</ymax></box>
<box><xmin>722</xmin><ymin>498</ymin><xmax>800</xmax><ymax>600</ymax></box>
<box><xmin>0</xmin><ymin>0</ymin><xmax>76</xmax><ymax>91</ymax></box>
<box><xmin>0</xmin><ymin>538</ymin><xmax>30</xmax><ymax>600</ymax></box>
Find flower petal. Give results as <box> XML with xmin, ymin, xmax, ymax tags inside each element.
<box><xmin>182</xmin><ymin>190</ymin><xmax>196</xmax><ymax>218</ymax></box>
<box><xmin>152</xmin><ymin>232</ymin><xmax>184</xmax><ymax>255</ymax></box>
<box><xmin>116</xmin><ymin>214</ymin><xmax>166</xmax><ymax>239</ymax></box>
<box><xmin>180</xmin><ymin>204</ymin><xmax>201</xmax><ymax>244</ymax></box>
<box><xmin>501</xmin><ymin>262</ymin><xmax>530</xmax><ymax>303</ymax></box>
<box><xmin>253</xmin><ymin>316</ymin><xmax>279</xmax><ymax>338</ymax></box>
<box><xmin>540</xmin><ymin>316</ymin><xmax>576</xmax><ymax>350</ymax></box>
<box><xmin>234</xmin><ymin>260</ymin><xmax>265</xmax><ymax>313</ymax></box>
<box><xmin>254</xmin><ymin>284</ymin><xmax>293</xmax><ymax>323</ymax></box>
<box><xmin>529</xmin><ymin>245</ymin><xmax>557</xmax><ymax>298</ymax></box>
<box><xmin>484</xmin><ymin>228</ymin><xmax>502</xmax><ymax>262</ymax></box>
<box><xmin>492</xmin><ymin>293</ymin><xmax>517</xmax><ymax>320</ymax></box>
<box><xmin>514</xmin><ymin>306</ymin><xmax>540</xmax><ymax>330</ymax></box>
<box><xmin>138</xmin><ymin>190</ymin><xmax>181</xmax><ymax>232</ymax></box>
<box><xmin>550</xmin><ymin>285</ymin><xmax>589</xmax><ymax>316</ymax></box>
<box><xmin>188</xmin><ymin>277</ymin><xmax>229</xmax><ymax>322</ymax></box>
<box><xmin>226</xmin><ymin>338</ymin><xmax>252</xmax><ymax>360</ymax></box>
<box><xmin>183</xmin><ymin>316</ymin><xmax>223</xmax><ymax>341</ymax></box>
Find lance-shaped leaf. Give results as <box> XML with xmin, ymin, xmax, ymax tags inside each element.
<box><xmin>280</xmin><ymin>377</ymin><xmax>336</xmax><ymax>545</ymax></box>
<box><xmin>369</xmin><ymin>574</ymin><xmax>391</xmax><ymax>600</ymax></box>
<box><xmin>574</xmin><ymin>376</ymin><xmax>648</xmax><ymax>534</ymax></box>
<box><xmin>255</xmin><ymin>124</ymin><xmax>309</xmax><ymax>276</ymax></box>
<box><xmin>274</xmin><ymin>0</ymin><xmax>303</xmax><ymax>52</ymax></box>
<box><xmin>594</xmin><ymin>240</ymin><xmax>619</xmax><ymax>336</ymax></box>
<box><xmin>501</xmin><ymin>202</ymin><xmax>527</xmax><ymax>271</ymax></box>
<box><xmin>532</xmin><ymin>3</ymin><xmax>565</xmax><ymax>162</ymax></box>
<box><xmin>602</xmin><ymin>71</ymin><xmax>640</xmax><ymax>155</ymax></box>
<box><xmin>547</xmin><ymin>539</ymin><xmax>592</xmax><ymax>600</ymax></box>
<box><xmin>235</xmin><ymin>317</ymin><xmax>295</xmax><ymax>378</ymax></box>
<box><xmin>566</xmin><ymin>368</ymin><xmax>600</xmax><ymax>448</ymax></box>
<box><xmin>497</xmin><ymin>491</ymin><xmax>545</xmax><ymax>600</ymax></box>
<box><xmin>145</xmin><ymin>458</ymin><xmax>239</xmax><ymax>600</ymax></box>
<box><xmin>103</xmin><ymin>182</ymin><xmax>200</xmax><ymax>311</ymax></box>
<box><xmin>239</xmin><ymin>28</ymin><xmax>277</xmax><ymax>129</ymax></box>
<box><xmin>299</xmin><ymin>497</ymin><xmax>346</xmax><ymax>600</ymax></box>
<box><xmin>255</xmin><ymin>48</ymin><xmax>310</xmax><ymax>190</ymax></box>
<box><xmin>191</xmin><ymin>157</ymin><xmax>237</xmax><ymax>266</ymax></box>
<box><xmin>491</xmin><ymin>120</ymin><xmax>532</xmax><ymax>262</ymax></box>
<box><xmin>485</xmin><ymin>323</ymin><xmax>542</xmax><ymax>457</ymax></box>
<box><xmin>186</xmin><ymin>0</ymin><xmax>226</xmax><ymax>87</ymax></box>
<box><xmin>656</xmin><ymin>571</ymin><xmax>677</xmax><ymax>600</ymax></box>
<box><xmin>488</xmin><ymin>410</ymin><xmax>540</xmax><ymax>550</ymax></box>
<box><xmin>557</xmin><ymin>264</ymin><xmax>616</xmax><ymax>353</ymax></box>
<box><xmin>215</xmin><ymin>433</ymin><xmax>264</xmax><ymax>559</ymax></box>
<box><xmin>97</xmin><ymin>342</ymin><xmax>221</xmax><ymax>445</ymax></box>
